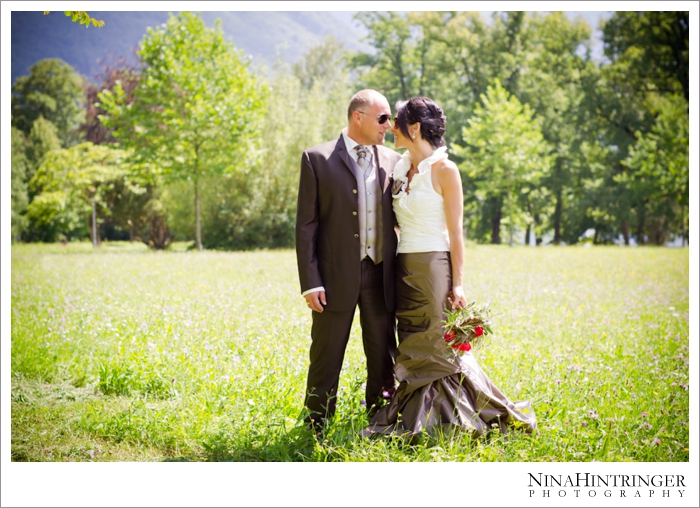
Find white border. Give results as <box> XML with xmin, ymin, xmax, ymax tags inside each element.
<box><xmin>2</xmin><ymin>2</ymin><xmax>698</xmax><ymax>507</ymax></box>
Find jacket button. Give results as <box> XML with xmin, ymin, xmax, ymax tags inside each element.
<box><xmin>352</xmin><ymin>189</ymin><xmax>358</xmax><ymax>194</ymax></box>
<box><xmin>354</xmin><ymin>234</ymin><xmax>359</xmax><ymax>239</ymax></box>
<box><xmin>352</xmin><ymin>211</ymin><xmax>357</xmax><ymax>216</ymax></box>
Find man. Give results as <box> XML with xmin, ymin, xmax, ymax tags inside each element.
<box><xmin>295</xmin><ymin>89</ymin><xmax>402</xmax><ymax>429</ymax></box>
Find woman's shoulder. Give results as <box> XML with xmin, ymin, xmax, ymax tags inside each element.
<box><xmin>431</xmin><ymin>156</ymin><xmax>459</xmax><ymax>175</ymax></box>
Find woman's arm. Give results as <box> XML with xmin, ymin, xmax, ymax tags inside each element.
<box><xmin>434</xmin><ymin>159</ymin><xmax>466</xmax><ymax>309</ymax></box>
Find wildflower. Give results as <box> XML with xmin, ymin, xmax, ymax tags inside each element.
<box><xmin>381</xmin><ymin>390</ymin><xmax>391</xmax><ymax>399</ymax></box>
<box><xmin>641</xmin><ymin>412</ymin><xmax>648</xmax><ymax>418</ymax></box>
<box><xmin>653</xmin><ymin>438</ymin><xmax>661</xmax><ymax>445</ymax></box>
<box><xmin>556</xmin><ymin>379</ymin><xmax>562</xmax><ymax>385</ymax></box>
<box><xmin>474</xmin><ymin>326</ymin><xmax>484</xmax><ymax>337</ymax></box>
<box><xmin>452</xmin><ymin>343</ymin><xmax>471</xmax><ymax>351</ymax></box>
<box><xmin>444</xmin><ymin>331</ymin><xmax>455</xmax><ymax>341</ymax></box>
<box><xmin>582</xmin><ymin>421</ymin><xmax>588</xmax><ymax>427</ymax></box>
<box><xmin>360</xmin><ymin>400</ymin><xmax>366</xmax><ymax>406</ymax></box>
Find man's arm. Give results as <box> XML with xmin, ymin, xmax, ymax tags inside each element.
<box><xmin>295</xmin><ymin>151</ymin><xmax>325</xmax><ymax>308</ymax></box>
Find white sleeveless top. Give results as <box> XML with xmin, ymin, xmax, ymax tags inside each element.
<box><xmin>392</xmin><ymin>146</ymin><xmax>450</xmax><ymax>253</ymax></box>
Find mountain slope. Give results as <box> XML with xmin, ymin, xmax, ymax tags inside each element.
<box><xmin>11</xmin><ymin>11</ymin><xmax>371</xmax><ymax>83</ymax></box>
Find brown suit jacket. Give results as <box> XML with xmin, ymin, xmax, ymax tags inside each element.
<box><xmin>296</xmin><ymin>135</ymin><xmax>402</xmax><ymax>312</ymax></box>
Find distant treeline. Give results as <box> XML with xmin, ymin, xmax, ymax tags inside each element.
<box><xmin>11</xmin><ymin>11</ymin><xmax>689</xmax><ymax>249</ymax></box>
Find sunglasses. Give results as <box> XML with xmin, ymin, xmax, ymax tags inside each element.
<box><xmin>358</xmin><ymin>111</ymin><xmax>394</xmax><ymax>125</ymax></box>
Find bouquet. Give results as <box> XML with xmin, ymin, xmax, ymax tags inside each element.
<box><xmin>442</xmin><ymin>300</ymin><xmax>493</xmax><ymax>355</ymax></box>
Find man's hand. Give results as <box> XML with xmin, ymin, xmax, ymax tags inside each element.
<box><xmin>304</xmin><ymin>291</ymin><xmax>327</xmax><ymax>313</ymax></box>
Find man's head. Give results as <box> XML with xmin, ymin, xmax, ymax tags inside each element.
<box><xmin>346</xmin><ymin>89</ymin><xmax>392</xmax><ymax>146</ymax></box>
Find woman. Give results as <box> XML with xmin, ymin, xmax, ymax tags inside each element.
<box><xmin>364</xmin><ymin>97</ymin><xmax>536</xmax><ymax>438</ymax></box>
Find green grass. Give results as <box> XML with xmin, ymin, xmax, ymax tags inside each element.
<box><xmin>11</xmin><ymin>241</ymin><xmax>689</xmax><ymax>462</ymax></box>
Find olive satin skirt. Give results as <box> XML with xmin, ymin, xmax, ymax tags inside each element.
<box><xmin>367</xmin><ymin>252</ymin><xmax>537</xmax><ymax>437</ymax></box>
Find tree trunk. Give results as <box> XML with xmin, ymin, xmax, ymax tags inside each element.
<box><xmin>508</xmin><ymin>190</ymin><xmax>514</xmax><ymax>247</ymax></box>
<box><xmin>195</xmin><ymin>178</ymin><xmax>203</xmax><ymax>251</ymax></box>
<box><xmin>553</xmin><ymin>188</ymin><xmax>562</xmax><ymax>245</ymax></box>
<box><xmin>525</xmin><ymin>222</ymin><xmax>531</xmax><ymax>247</ymax></box>
<box><xmin>491</xmin><ymin>197</ymin><xmax>502</xmax><ymax>245</ymax></box>
<box><xmin>636</xmin><ymin>206</ymin><xmax>646</xmax><ymax>245</ymax></box>
<box><xmin>92</xmin><ymin>199</ymin><xmax>98</xmax><ymax>248</ymax></box>
<box><xmin>534</xmin><ymin>213</ymin><xmax>542</xmax><ymax>246</ymax></box>
<box><xmin>621</xmin><ymin>219</ymin><xmax>630</xmax><ymax>246</ymax></box>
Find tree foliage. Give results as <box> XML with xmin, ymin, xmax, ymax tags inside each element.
<box><xmin>26</xmin><ymin>143</ymin><xmax>135</xmax><ymax>243</ymax></box>
<box><xmin>603</xmin><ymin>11</ymin><xmax>689</xmax><ymax>101</ymax></box>
<box><xmin>11</xmin><ymin>59</ymin><xmax>86</xmax><ymax>147</ymax></box>
<box><xmin>11</xmin><ymin>128</ymin><xmax>30</xmax><ymax>240</ymax></box>
<box><xmin>43</xmin><ymin>11</ymin><xmax>105</xmax><ymax>28</ymax></box>
<box><xmin>25</xmin><ymin>116</ymin><xmax>62</xmax><ymax>189</ymax></box>
<box><xmin>81</xmin><ymin>58</ymin><xmax>141</xmax><ymax>145</ymax></box>
<box><xmin>11</xmin><ymin>11</ymin><xmax>690</xmax><ymax>249</ymax></box>
<box><xmin>619</xmin><ymin>94</ymin><xmax>689</xmax><ymax>245</ymax></box>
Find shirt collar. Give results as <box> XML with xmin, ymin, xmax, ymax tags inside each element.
<box><xmin>342</xmin><ymin>129</ymin><xmax>370</xmax><ymax>161</ymax></box>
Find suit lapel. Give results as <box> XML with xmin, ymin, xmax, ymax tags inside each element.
<box><xmin>335</xmin><ymin>136</ymin><xmax>357</xmax><ymax>179</ymax></box>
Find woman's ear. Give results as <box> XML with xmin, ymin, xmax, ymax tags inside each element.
<box><xmin>410</xmin><ymin>122</ymin><xmax>421</xmax><ymax>139</ymax></box>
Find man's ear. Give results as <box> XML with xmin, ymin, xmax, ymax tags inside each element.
<box><xmin>352</xmin><ymin>110</ymin><xmax>362</xmax><ymax>125</ymax></box>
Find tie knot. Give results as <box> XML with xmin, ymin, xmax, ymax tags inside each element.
<box><xmin>356</xmin><ymin>145</ymin><xmax>368</xmax><ymax>159</ymax></box>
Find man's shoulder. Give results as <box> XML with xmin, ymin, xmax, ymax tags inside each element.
<box><xmin>304</xmin><ymin>138</ymin><xmax>341</xmax><ymax>157</ymax></box>
<box><xmin>376</xmin><ymin>144</ymin><xmax>402</xmax><ymax>162</ymax></box>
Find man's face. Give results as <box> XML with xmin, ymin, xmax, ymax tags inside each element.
<box><xmin>356</xmin><ymin>96</ymin><xmax>392</xmax><ymax>146</ymax></box>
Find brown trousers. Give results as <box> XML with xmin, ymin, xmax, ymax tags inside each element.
<box><xmin>304</xmin><ymin>257</ymin><xmax>397</xmax><ymax>425</ymax></box>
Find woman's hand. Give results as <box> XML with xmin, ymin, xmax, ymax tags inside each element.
<box><xmin>448</xmin><ymin>285</ymin><xmax>467</xmax><ymax>310</ymax></box>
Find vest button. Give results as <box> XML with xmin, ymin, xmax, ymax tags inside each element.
<box><xmin>352</xmin><ymin>211</ymin><xmax>357</xmax><ymax>216</ymax></box>
<box><xmin>354</xmin><ymin>234</ymin><xmax>359</xmax><ymax>239</ymax></box>
<box><xmin>352</xmin><ymin>189</ymin><xmax>358</xmax><ymax>194</ymax></box>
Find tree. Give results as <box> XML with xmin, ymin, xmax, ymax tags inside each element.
<box><xmin>454</xmin><ymin>80</ymin><xmax>552</xmax><ymax>245</ymax></box>
<box><xmin>578</xmin><ymin>11</ymin><xmax>691</xmax><ymax>245</ymax></box>
<box><xmin>99</xmin><ymin>12</ymin><xmax>267</xmax><ymax>251</ymax></box>
<box><xmin>11</xmin><ymin>59</ymin><xmax>86</xmax><ymax>147</ymax></box>
<box><xmin>11</xmin><ymin>128</ymin><xmax>29</xmax><ymax>240</ymax></box>
<box><xmin>27</xmin><ymin>143</ymin><xmax>135</xmax><ymax>244</ymax></box>
<box><xmin>517</xmin><ymin>12</ymin><xmax>594</xmax><ymax>244</ymax></box>
<box><xmin>163</xmin><ymin>36</ymin><xmax>353</xmax><ymax>250</ymax></box>
<box><xmin>619</xmin><ymin>94</ymin><xmax>689</xmax><ymax>245</ymax></box>
<box><xmin>352</xmin><ymin>12</ymin><xmax>419</xmax><ymax>104</ymax></box>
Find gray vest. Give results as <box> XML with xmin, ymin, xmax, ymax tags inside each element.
<box><xmin>349</xmin><ymin>150</ymin><xmax>383</xmax><ymax>264</ymax></box>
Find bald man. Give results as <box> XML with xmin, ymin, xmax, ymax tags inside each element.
<box><xmin>296</xmin><ymin>90</ymin><xmax>402</xmax><ymax>429</ymax></box>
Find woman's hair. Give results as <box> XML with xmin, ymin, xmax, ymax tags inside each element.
<box><xmin>395</xmin><ymin>97</ymin><xmax>446</xmax><ymax>148</ymax></box>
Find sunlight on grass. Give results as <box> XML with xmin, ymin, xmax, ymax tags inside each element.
<box><xmin>11</xmin><ymin>242</ymin><xmax>689</xmax><ymax>462</ymax></box>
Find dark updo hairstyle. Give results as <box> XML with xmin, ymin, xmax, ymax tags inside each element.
<box><xmin>395</xmin><ymin>97</ymin><xmax>446</xmax><ymax>149</ymax></box>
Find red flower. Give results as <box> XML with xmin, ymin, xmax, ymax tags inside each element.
<box><xmin>474</xmin><ymin>326</ymin><xmax>484</xmax><ymax>337</ymax></box>
<box><xmin>452</xmin><ymin>342</ymin><xmax>471</xmax><ymax>351</ymax></box>
<box><xmin>444</xmin><ymin>331</ymin><xmax>455</xmax><ymax>342</ymax></box>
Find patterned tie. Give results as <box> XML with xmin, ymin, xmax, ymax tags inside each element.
<box><xmin>356</xmin><ymin>145</ymin><xmax>371</xmax><ymax>179</ymax></box>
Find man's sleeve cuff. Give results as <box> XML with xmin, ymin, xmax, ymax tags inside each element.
<box><xmin>302</xmin><ymin>286</ymin><xmax>325</xmax><ymax>297</ymax></box>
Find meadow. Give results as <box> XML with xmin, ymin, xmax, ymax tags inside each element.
<box><xmin>10</xmin><ymin>241</ymin><xmax>689</xmax><ymax>462</ymax></box>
